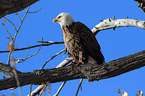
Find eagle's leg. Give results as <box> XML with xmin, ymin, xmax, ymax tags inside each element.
<box><xmin>77</xmin><ymin>51</ymin><xmax>84</xmax><ymax>65</ymax></box>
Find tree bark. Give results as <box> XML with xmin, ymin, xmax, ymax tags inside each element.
<box><xmin>134</xmin><ymin>0</ymin><xmax>145</xmax><ymax>12</ymax></box>
<box><xmin>0</xmin><ymin>50</ymin><xmax>145</xmax><ymax>90</ymax></box>
<box><xmin>0</xmin><ymin>0</ymin><xmax>39</xmax><ymax>18</ymax></box>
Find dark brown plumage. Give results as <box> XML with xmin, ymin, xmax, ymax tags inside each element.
<box><xmin>62</xmin><ymin>22</ymin><xmax>104</xmax><ymax>64</ymax></box>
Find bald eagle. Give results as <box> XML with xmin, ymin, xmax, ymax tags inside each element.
<box><xmin>53</xmin><ymin>13</ymin><xmax>104</xmax><ymax>65</ymax></box>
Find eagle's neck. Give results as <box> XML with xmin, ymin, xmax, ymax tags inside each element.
<box><xmin>59</xmin><ymin>18</ymin><xmax>74</xmax><ymax>27</ymax></box>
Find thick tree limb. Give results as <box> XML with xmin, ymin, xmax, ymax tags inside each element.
<box><xmin>0</xmin><ymin>50</ymin><xmax>145</xmax><ymax>90</ymax></box>
<box><xmin>135</xmin><ymin>0</ymin><xmax>145</xmax><ymax>13</ymax></box>
<box><xmin>0</xmin><ymin>0</ymin><xmax>39</xmax><ymax>18</ymax></box>
<box><xmin>0</xmin><ymin>63</ymin><xmax>22</xmax><ymax>77</ymax></box>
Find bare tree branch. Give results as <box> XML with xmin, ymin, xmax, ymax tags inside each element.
<box><xmin>134</xmin><ymin>0</ymin><xmax>145</xmax><ymax>13</ymax></box>
<box><xmin>41</xmin><ymin>49</ymin><xmax>65</xmax><ymax>70</ymax></box>
<box><xmin>54</xmin><ymin>81</ymin><xmax>66</xmax><ymax>96</ymax></box>
<box><xmin>0</xmin><ymin>50</ymin><xmax>145</xmax><ymax>90</ymax></box>
<box><xmin>75</xmin><ymin>79</ymin><xmax>83</xmax><ymax>96</ymax></box>
<box><xmin>0</xmin><ymin>41</ymin><xmax>64</xmax><ymax>53</ymax></box>
<box><xmin>0</xmin><ymin>0</ymin><xmax>39</xmax><ymax>18</ymax></box>
<box><xmin>92</xmin><ymin>18</ymin><xmax>145</xmax><ymax>35</ymax></box>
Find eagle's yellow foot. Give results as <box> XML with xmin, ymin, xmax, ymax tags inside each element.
<box><xmin>76</xmin><ymin>62</ymin><xmax>84</xmax><ymax>66</ymax></box>
<box><xmin>68</xmin><ymin>60</ymin><xmax>84</xmax><ymax>66</ymax></box>
<box><xmin>68</xmin><ymin>62</ymin><xmax>75</xmax><ymax>65</ymax></box>
<box><xmin>68</xmin><ymin>60</ymin><xmax>78</xmax><ymax>65</ymax></box>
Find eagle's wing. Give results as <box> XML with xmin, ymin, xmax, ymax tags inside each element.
<box><xmin>75</xmin><ymin>22</ymin><xmax>104</xmax><ymax>64</ymax></box>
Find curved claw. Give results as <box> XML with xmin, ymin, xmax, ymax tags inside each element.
<box><xmin>76</xmin><ymin>62</ymin><xmax>84</xmax><ymax>66</ymax></box>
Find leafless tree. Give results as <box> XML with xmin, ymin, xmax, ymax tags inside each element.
<box><xmin>0</xmin><ymin>0</ymin><xmax>144</xmax><ymax>96</ymax></box>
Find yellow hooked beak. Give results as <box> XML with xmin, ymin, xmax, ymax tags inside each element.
<box><xmin>53</xmin><ymin>18</ymin><xmax>58</xmax><ymax>23</ymax></box>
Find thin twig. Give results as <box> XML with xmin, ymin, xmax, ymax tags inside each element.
<box><xmin>7</xmin><ymin>52</ymin><xmax>12</xmax><ymax>65</ymax></box>
<box><xmin>16</xmin><ymin>43</ymin><xmax>59</xmax><ymax>51</ymax></box>
<box><xmin>53</xmin><ymin>81</ymin><xmax>66</xmax><ymax>96</ymax></box>
<box><xmin>17</xmin><ymin>40</ymin><xmax>42</xmax><ymax>63</ymax></box>
<box><xmin>29</xmin><ymin>84</ymin><xmax>33</xmax><ymax>96</ymax></box>
<box><xmin>26</xmin><ymin>44</ymin><xmax>41</xmax><ymax>59</ymax></box>
<box><xmin>48</xmin><ymin>84</ymin><xmax>51</xmax><ymax>96</ymax></box>
<box><xmin>13</xmin><ymin>6</ymin><xmax>30</xmax><ymax>46</ymax></box>
<box><xmin>17</xmin><ymin>6</ymin><xmax>30</xmax><ymax>33</ymax></box>
<box><xmin>3</xmin><ymin>17</ymin><xmax>17</xmax><ymax>33</ymax></box>
<box><xmin>0</xmin><ymin>41</ymin><xmax>64</xmax><ymax>53</ymax></box>
<box><xmin>37</xmin><ymin>41</ymin><xmax>64</xmax><ymax>44</ymax></box>
<box><xmin>41</xmin><ymin>49</ymin><xmax>65</xmax><ymax>70</ymax></box>
<box><xmin>39</xmin><ymin>84</ymin><xmax>48</xmax><ymax>96</ymax></box>
<box><xmin>75</xmin><ymin>79</ymin><xmax>83</xmax><ymax>96</ymax></box>
<box><xmin>13</xmin><ymin>69</ymin><xmax>22</xmax><ymax>96</ymax></box>
<box><xmin>11</xmin><ymin>91</ymin><xmax>16</xmax><ymax>96</ymax></box>
<box><xmin>28</xmin><ymin>7</ymin><xmax>42</xmax><ymax>13</ymax></box>
<box><xmin>2</xmin><ymin>23</ymin><xmax>13</xmax><ymax>40</ymax></box>
<box><xmin>25</xmin><ymin>45</ymin><xmax>29</xmax><ymax>58</ymax></box>
<box><xmin>15</xmin><ymin>13</ymin><xmax>21</xmax><ymax>21</ymax></box>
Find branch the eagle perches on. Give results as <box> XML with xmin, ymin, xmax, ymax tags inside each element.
<box><xmin>0</xmin><ymin>50</ymin><xmax>145</xmax><ymax>90</ymax></box>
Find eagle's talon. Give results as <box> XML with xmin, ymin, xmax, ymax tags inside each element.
<box><xmin>76</xmin><ymin>62</ymin><xmax>84</xmax><ymax>66</ymax></box>
<box><xmin>68</xmin><ymin>62</ymin><xmax>76</xmax><ymax>65</ymax></box>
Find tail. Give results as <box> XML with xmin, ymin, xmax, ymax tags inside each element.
<box><xmin>91</xmin><ymin>51</ymin><xmax>105</xmax><ymax>65</ymax></box>
<box><xmin>96</xmin><ymin>51</ymin><xmax>105</xmax><ymax>64</ymax></box>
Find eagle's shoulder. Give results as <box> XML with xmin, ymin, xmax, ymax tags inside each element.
<box><xmin>75</xmin><ymin>21</ymin><xmax>90</xmax><ymax>30</ymax></box>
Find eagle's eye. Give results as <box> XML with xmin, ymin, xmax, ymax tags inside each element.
<box><xmin>58</xmin><ymin>16</ymin><xmax>61</xmax><ymax>19</ymax></box>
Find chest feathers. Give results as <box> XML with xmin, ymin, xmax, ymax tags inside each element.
<box><xmin>62</xmin><ymin>25</ymin><xmax>87</xmax><ymax>62</ymax></box>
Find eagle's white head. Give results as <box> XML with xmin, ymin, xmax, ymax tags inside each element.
<box><xmin>53</xmin><ymin>12</ymin><xmax>74</xmax><ymax>27</ymax></box>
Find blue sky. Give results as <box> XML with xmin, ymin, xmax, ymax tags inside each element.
<box><xmin>0</xmin><ymin>0</ymin><xmax>145</xmax><ymax>96</ymax></box>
